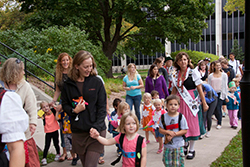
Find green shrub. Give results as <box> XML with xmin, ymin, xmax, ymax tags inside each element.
<box><xmin>171</xmin><ymin>49</ymin><xmax>218</xmax><ymax>67</ymax></box>
<box><xmin>0</xmin><ymin>24</ymin><xmax>111</xmax><ymax>77</ymax></box>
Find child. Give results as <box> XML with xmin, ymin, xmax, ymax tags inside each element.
<box><xmin>225</xmin><ymin>81</ymin><xmax>241</xmax><ymax>129</ymax></box>
<box><xmin>159</xmin><ymin>95</ymin><xmax>188</xmax><ymax>167</ymax></box>
<box><xmin>233</xmin><ymin>77</ymin><xmax>241</xmax><ymax>119</ymax></box>
<box><xmin>39</xmin><ymin>101</ymin><xmax>60</xmax><ymax>165</ymax></box>
<box><xmin>141</xmin><ymin>93</ymin><xmax>155</xmax><ymax>144</ymax></box>
<box><xmin>90</xmin><ymin>112</ymin><xmax>147</xmax><ymax>167</ymax></box>
<box><xmin>151</xmin><ymin>99</ymin><xmax>167</xmax><ymax>154</ymax></box>
<box><xmin>108</xmin><ymin>98</ymin><xmax>122</xmax><ymax>156</ymax></box>
<box><xmin>151</xmin><ymin>90</ymin><xmax>159</xmax><ymax>99</ymax></box>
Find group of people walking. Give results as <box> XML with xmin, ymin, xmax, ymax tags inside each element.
<box><xmin>0</xmin><ymin>50</ymin><xmax>242</xmax><ymax>167</ymax></box>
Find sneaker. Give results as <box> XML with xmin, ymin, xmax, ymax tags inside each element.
<box><xmin>54</xmin><ymin>154</ymin><xmax>60</xmax><ymax>161</ymax></box>
<box><xmin>205</xmin><ymin>131</ymin><xmax>210</xmax><ymax>138</ymax></box>
<box><xmin>146</xmin><ymin>140</ymin><xmax>150</xmax><ymax>144</ymax></box>
<box><xmin>216</xmin><ymin>125</ymin><xmax>221</xmax><ymax>129</ymax></box>
<box><xmin>232</xmin><ymin>126</ymin><xmax>238</xmax><ymax>129</ymax></box>
<box><xmin>199</xmin><ymin>134</ymin><xmax>205</xmax><ymax>139</ymax></box>
<box><xmin>41</xmin><ymin>158</ymin><xmax>47</xmax><ymax>166</ymax></box>
<box><xmin>222</xmin><ymin>112</ymin><xmax>226</xmax><ymax>117</ymax></box>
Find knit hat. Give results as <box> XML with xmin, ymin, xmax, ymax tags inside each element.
<box><xmin>228</xmin><ymin>81</ymin><xmax>236</xmax><ymax>88</ymax></box>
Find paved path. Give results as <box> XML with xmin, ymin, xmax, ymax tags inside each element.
<box><xmin>39</xmin><ymin>114</ymin><xmax>241</xmax><ymax>167</ymax></box>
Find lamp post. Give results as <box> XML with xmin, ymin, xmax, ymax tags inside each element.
<box><xmin>241</xmin><ymin>1</ymin><xmax>250</xmax><ymax>166</ymax></box>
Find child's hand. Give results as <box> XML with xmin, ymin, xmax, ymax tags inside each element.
<box><xmin>89</xmin><ymin>128</ymin><xmax>100</xmax><ymax>139</ymax></box>
<box><xmin>225</xmin><ymin>98</ymin><xmax>229</xmax><ymax>103</ymax></box>
<box><xmin>166</xmin><ymin>135</ymin><xmax>173</xmax><ymax>142</ymax></box>
<box><xmin>167</xmin><ymin>130</ymin><xmax>176</xmax><ymax>137</ymax></box>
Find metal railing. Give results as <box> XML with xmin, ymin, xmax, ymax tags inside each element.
<box><xmin>0</xmin><ymin>41</ymin><xmax>55</xmax><ymax>89</ymax></box>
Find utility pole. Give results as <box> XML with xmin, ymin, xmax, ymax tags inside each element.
<box><xmin>241</xmin><ymin>1</ymin><xmax>250</xmax><ymax>166</ymax></box>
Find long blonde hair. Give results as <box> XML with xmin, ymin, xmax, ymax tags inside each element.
<box><xmin>118</xmin><ymin>112</ymin><xmax>139</xmax><ymax>133</ymax></box>
<box><xmin>127</xmin><ymin>63</ymin><xmax>138</xmax><ymax>81</ymax></box>
<box><xmin>55</xmin><ymin>53</ymin><xmax>72</xmax><ymax>85</ymax></box>
<box><xmin>0</xmin><ymin>58</ymin><xmax>24</xmax><ymax>85</ymax></box>
<box><xmin>68</xmin><ymin>50</ymin><xmax>97</xmax><ymax>81</ymax></box>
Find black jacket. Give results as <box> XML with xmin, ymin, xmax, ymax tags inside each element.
<box><xmin>222</xmin><ymin>66</ymin><xmax>235</xmax><ymax>83</ymax></box>
<box><xmin>61</xmin><ymin>75</ymin><xmax>107</xmax><ymax>133</ymax></box>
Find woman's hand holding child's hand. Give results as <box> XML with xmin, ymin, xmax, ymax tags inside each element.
<box><xmin>90</xmin><ymin>128</ymin><xmax>100</xmax><ymax>139</ymax></box>
<box><xmin>74</xmin><ymin>99</ymin><xmax>86</xmax><ymax>114</ymax></box>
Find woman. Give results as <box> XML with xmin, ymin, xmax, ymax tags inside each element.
<box><xmin>123</xmin><ymin>63</ymin><xmax>144</xmax><ymax>123</ymax></box>
<box><xmin>145</xmin><ymin>64</ymin><xmax>169</xmax><ymax>99</ymax></box>
<box><xmin>197</xmin><ymin>60</ymin><xmax>208</xmax><ymax>81</ymax></box>
<box><xmin>61</xmin><ymin>50</ymin><xmax>107</xmax><ymax>167</ymax></box>
<box><xmin>49</xmin><ymin>53</ymin><xmax>74</xmax><ymax>162</ymax></box>
<box><xmin>208</xmin><ymin>61</ymin><xmax>228</xmax><ymax>129</ymax></box>
<box><xmin>0</xmin><ymin>58</ymin><xmax>39</xmax><ymax>166</ymax></box>
<box><xmin>171</xmin><ymin>52</ymin><xmax>208</xmax><ymax>160</ymax></box>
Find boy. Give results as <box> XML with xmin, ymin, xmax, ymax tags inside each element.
<box><xmin>108</xmin><ymin>98</ymin><xmax>122</xmax><ymax>155</ymax></box>
<box><xmin>159</xmin><ymin>95</ymin><xmax>188</xmax><ymax>167</ymax></box>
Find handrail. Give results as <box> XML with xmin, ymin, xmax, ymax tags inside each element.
<box><xmin>0</xmin><ymin>41</ymin><xmax>55</xmax><ymax>90</ymax></box>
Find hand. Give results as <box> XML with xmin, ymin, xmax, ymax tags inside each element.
<box><xmin>225</xmin><ymin>98</ymin><xmax>229</xmax><ymax>103</ymax></box>
<box><xmin>74</xmin><ymin>99</ymin><xmax>86</xmax><ymax>114</ymax></box>
<box><xmin>29</xmin><ymin>124</ymin><xmax>36</xmax><ymax>136</ymax></box>
<box><xmin>55</xmin><ymin>104</ymin><xmax>62</xmax><ymax>112</ymax></box>
<box><xmin>49</xmin><ymin>101</ymin><xmax>56</xmax><ymax>107</ymax></box>
<box><xmin>203</xmin><ymin>103</ymin><xmax>209</xmax><ymax>112</ymax></box>
<box><xmin>130</xmin><ymin>86</ymin><xmax>135</xmax><ymax>90</ymax></box>
<box><xmin>125</xmin><ymin>87</ymin><xmax>131</xmax><ymax>91</ymax></box>
<box><xmin>89</xmin><ymin>128</ymin><xmax>99</xmax><ymax>139</ymax></box>
<box><xmin>167</xmin><ymin>130</ymin><xmax>176</xmax><ymax>137</ymax></box>
<box><xmin>167</xmin><ymin>135</ymin><xmax>173</xmax><ymax>142</ymax></box>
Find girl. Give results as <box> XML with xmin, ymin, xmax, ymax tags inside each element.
<box><xmin>110</xmin><ymin>102</ymin><xmax>130</xmax><ymax>129</ymax></box>
<box><xmin>208</xmin><ymin>61</ymin><xmax>228</xmax><ymax>129</ymax></box>
<box><xmin>39</xmin><ymin>101</ymin><xmax>60</xmax><ymax>165</ymax></box>
<box><xmin>151</xmin><ymin>99</ymin><xmax>167</xmax><ymax>154</ymax></box>
<box><xmin>141</xmin><ymin>93</ymin><xmax>155</xmax><ymax>144</ymax></box>
<box><xmin>225</xmin><ymin>81</ymin><xmax>240</xmax><ymax>129</ymax></box>
<box><xmin>197</xmin><ymin>60</ymin><xmax>208</xmax><ymax>81</ymax></box>
<box><xmin>90</xmin><ymin>112</ymin><xmax>147</xmax><ymax>167</ymax></box>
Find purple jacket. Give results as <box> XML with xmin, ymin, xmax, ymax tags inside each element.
<box><xmin>145</xmin><ymin>75</ymin><xmax>169</xmax><ymax>99</ymax></box>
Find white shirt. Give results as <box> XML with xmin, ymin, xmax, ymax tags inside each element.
<box><xmin>228</xmin><ymin>59</ymin><xmax>241</xmax><ymax>75</ymax></box>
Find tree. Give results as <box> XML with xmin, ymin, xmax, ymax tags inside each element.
<box><xmin>18</xmin><ymin>0</ymin><xmax>214</xmax><ymax>78</ymax></box>
<box><xmin>230</xmin><ymin>39</ymin><xmax>244</xmax><ymax>62</ymax></box>
<box><xmin>223</xmin><ymin>0</ymin><xmax>245</xmax><ymax>14</ymax></box>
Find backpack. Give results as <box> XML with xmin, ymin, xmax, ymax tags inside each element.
<box><xmin>0</xmin><ymin>88</ymin><xmax>9</xmax><ymax>167</ymax></box>
<box><xmin>161</xmin><ymin>113</ymin><xmax>186</xmax><ymax>144</ymax></box>
<box><xmin>111</xmin><ymin>133</ymin><xmax>144</xmax><ymax>167</ymax></box>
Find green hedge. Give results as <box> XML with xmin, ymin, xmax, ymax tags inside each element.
<box><xmin>171</xmin><ymin>49</ymin><xmax>218</xmax><ymax>67</ymax></box>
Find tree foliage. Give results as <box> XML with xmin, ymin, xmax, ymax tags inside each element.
<box><xmin>18</xmin><ymin>0</ymin><xmax>214</xmax><ymax>77</ymax></box>
<box><xmin>223</xmin><ymin>0</ymin><xmax>245</xmax><ymax>14</ymax></box>
<box><xmin>230</xmin><ymin>39</ymin><xmax>244</xmax><ymax>63</ymax></box>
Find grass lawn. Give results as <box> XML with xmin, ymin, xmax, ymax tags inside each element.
<box><xmin>38</xmin><ymin>151</ymin><xmax>56</xmax><ymax>165</ymax></box>
<box><xmin>211</xmin><ymin>129</ymin><xmax>243</xmax><ymax>167</ymax></box>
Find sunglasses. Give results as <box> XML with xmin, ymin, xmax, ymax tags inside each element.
<box><xmin>15</xmin><ymin>58</ymin><xmax>21</xmax><ymax>64</ymax></box>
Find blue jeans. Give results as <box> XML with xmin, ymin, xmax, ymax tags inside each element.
<box><xmin>126</xmin><ymin>94</ymin><xmax>142</xmax><ymax>123</ymax></box>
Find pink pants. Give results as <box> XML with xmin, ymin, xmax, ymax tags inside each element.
<box><xmin>228</xmin><ymin>110</ymin><xmax>238</xmax><ymax>127</ymax></box>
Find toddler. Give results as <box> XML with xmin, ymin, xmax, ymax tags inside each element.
<box><xmin>39</xmin><ymin>101</ymin><xmax>60</xmax><ymax>165</ymax></box>
<box><xmin>141</xmin><ymin>93</ymin><xmax>155</xmax><ymax>144</ymax></box>
<box><xmin>90</xmin><ymin>112</ymin><xmax>147</xmax><ymax>167</ymax></box>
<box><xmin>225</xmin><ymin>81</ymin><xmax>240</xmax><ymax>129</ymax></box>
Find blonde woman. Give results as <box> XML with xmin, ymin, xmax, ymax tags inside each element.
<box><xmin>123</xmin><ymin>63</ymin><xmax>144</xmax><ymax>123</ymax></box>
<box><xmin>0</xmin><ymin>58</ymin><xmax>39</xmax><ymax>166</ymax></box>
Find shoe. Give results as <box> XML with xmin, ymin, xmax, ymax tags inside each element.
<box><xmin>222</xmin><ymin>112</ymin><xmax>226</xmax><ymax>117</ymax></box>
<box><xmin>156</xmin><ymin>147</ymin><xmax>163</xmax><ymax>154</ymax></box>
<box><xmin>71</xmin><ymin>156</ymin><xmax>79</xmax><ymax>166</ymax></box>
<box><xmin>205</xmin><ymin>131</ymin><xmax>210</xmax><ymax>138</ymax></box>
<box><xmin>98</xmin><ymin>157</ymin><xmax>105</xmax><ymax>164</ymax></box>
<box><xmin>216</xmin><ymin>125</ymin><xmax>221</xmax><ymax>129</ymax></box>
<box><xmin>41</xmin><ymin>158</ymin><xmax>47</xmax><ymax>166</ymax></box>
<box><xmin>146</xmin><ymin>140</ymin><xmax>150</xmax><ymax>144</ymax></box>
<box><xmin>117</xmin><ymin>151</ymin><xmax>122</xmax><ymax>157</ymax></box>
<box><xmin>59</xmin><ymin>154</ymin><xmax>67</xmax><ymax>162</ymax></box>
<box><xmin>184</xmin><ymin>141</ymin><xmax>189</xmax><ymax>156</ymax></box>
<box><xmin>211</xmin><ymin>115</ymin><xmax>217</xmax><ymax>121</ymax></box>
<box><xmin>199</xmin><ymin>134</ymin><xmax>205</xmax><ymax>139</ymax></box>
<box><xmin>186</xmin><ymin>150</ymin><xmax>195</xmax><ymax>160</ymax></box>
<box><xmin>54</xmin><ymin>154</ymin><xmax>60</xmax><ymax>161</ymax></box>
<box><xmin>232</xmin><ymin>126</ymin><xmax>238</xmax><ymax>129</ymax></box>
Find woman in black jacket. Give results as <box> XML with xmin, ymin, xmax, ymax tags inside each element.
<box><xmin>61</xmin><ymin>50</ymin><xmax>107</xmax><ymax>167</ymax></box>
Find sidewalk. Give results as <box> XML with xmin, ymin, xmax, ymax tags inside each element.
<box><xmin>43</xmin><ymin>115</ymin><xmax>241</xmax><ymax>167</ymax></box>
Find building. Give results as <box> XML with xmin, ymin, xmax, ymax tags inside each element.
<box><xmin>112</xmin><ymin>0</ymin><xmax>245</xmax><ymax>72</ymax></box>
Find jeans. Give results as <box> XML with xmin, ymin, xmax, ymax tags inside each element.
<box><xmin>126</xmin><ymin>94</ymin><xmax>142</xmax><ymax>123</ymax></box>
<box><xmin>203</xmin><ymin>97</ymin><xmax>218</xmax><ymax>131</ymax></box>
